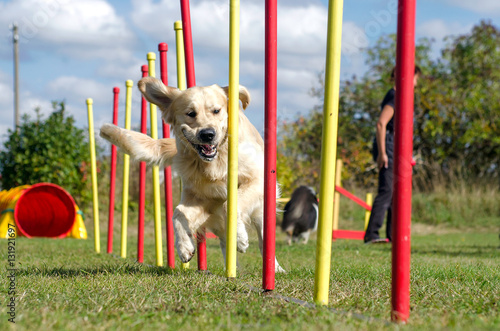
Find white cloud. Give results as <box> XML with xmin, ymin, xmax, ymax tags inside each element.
<box><xmin>130</xmin><ymin>0</ymin><xmax>369</xmax><ymax>123</ymax></box>
<box><xmin>47</xmin><ymin>76</ymin><xmax>110</xmax><ymax>103</ymax></box>
<box><xmin>417</xmin><ymin>19</ymin><xmax>472</xmax><ymax>43</ymax></box>
<box><xmin>0</xmin><ymin>0</ymin><xmax>137</xmax><ymax>62</ymax></box>
<box><xmin>446</xmin><ymin>0</ymin><xmax>500</xmax><ymax>15</ymax></box>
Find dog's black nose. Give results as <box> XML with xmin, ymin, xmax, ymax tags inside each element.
<box><xmin>198</xmin><ymin>128</ymin><xmax>216</xmax><ymax>143</ymax></box>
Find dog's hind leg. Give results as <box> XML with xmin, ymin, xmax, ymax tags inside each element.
<box><xmin>301</xmin><ymin>230</ymin><xmax>311</xmax><ymax>244</ymax></box>
<box><xmin>236</xmin><ymin>217</ymin><xmax>249</xmax><ymax>253</ymax></box>
<box><xmin>100</xmin><ymin>123</ymin><xmax>177</xmax><ymax>167</ymax></box>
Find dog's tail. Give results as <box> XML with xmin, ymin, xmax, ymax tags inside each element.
<box><xmin>100</xmin><ymin>123</ymin><xmax>177</xmax><ymax>167</ymax></box>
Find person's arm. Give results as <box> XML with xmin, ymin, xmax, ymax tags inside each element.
<box><xmin>375</xmin><ymin>104</ymin><xmax>394</xmax><ymax>169</ymax></box>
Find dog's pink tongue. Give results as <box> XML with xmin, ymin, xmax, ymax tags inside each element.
<box><xmin>201</xmin><ymin>144</ymin><xmax>215</xmax><ymax>155</ymax></box>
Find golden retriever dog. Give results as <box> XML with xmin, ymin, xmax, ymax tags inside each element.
<box><xmin>100</xmin><ymin>77</ymin><xmax>284</xmax><ymax>272</ymax></box>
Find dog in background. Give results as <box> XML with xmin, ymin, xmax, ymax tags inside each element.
<box><xmin>100</xmin><ymin>77</ymin><xmax>285</xmax><ymax>272</ymax></box>
<box><xmin>281</xmin><ymin>186</ymin><xmax>318</xmax><ymax>245</ymax></box>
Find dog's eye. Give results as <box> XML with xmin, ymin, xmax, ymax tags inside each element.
<box><xmin>213</xmin><ymin>109</ymin><xmax>220</xmax><ymax>114</ymax></box>
<box><xmin>187</xmin><ymin>111</ymin><xmax>197</xmax><ymax>118</ymax></box>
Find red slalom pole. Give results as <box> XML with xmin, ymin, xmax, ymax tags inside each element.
<box><xmin>180</xmin><ymin>0</ymin><xmax>196</xmax><ymax>88</ymax></box>
<box><xmin>158</xmin><ymin>43</ymin><xmax>176</xmax><ymax>269</ymax></box>
<box><xmin>107</xmin><ymin>87</ymin><xmax>120</xmax><ymax>254</ymax></box>
<box><xmin>391</xmin><ymin>0</ymin><xmax>416</xmax><ymax>323</ymax></box>
<box><xmin>263</xmin><ymin>0</ymin><xmax>277</xmax><ymax>291</ymax></box>
<box><xmin>180</xmin><ymin>0</ymin><xmax>207</xmax><ymax>271</ymax></box>
<box><xmin>138</xmin><ymin>65</ymin><xmax>148</xmax><ymax>263</ymax></box>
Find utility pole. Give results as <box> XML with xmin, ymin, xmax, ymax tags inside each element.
<box><xmin>11</xmin><ymin>24</ymin><xmax>19</xmax><ymax>132</ymax></box>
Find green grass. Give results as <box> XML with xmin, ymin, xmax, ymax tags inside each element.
<box><xmin>1</xmin><ymin>228</ymin><xmax>499</xmax><ymax>330</ymax></box>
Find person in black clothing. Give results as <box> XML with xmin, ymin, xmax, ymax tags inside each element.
<box><xmin>364</xmin><ymin>66</ymin><xmax>421</xmax><ymax>244</ymax></box>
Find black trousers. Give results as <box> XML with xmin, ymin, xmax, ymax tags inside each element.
<box><xmin>364</xmin><ymin>164</ymin><xmax>393</xmax><ymax>242</ymax></box>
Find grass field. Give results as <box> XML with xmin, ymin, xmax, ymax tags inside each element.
<box><xmin>1</xmin><ymin>225</ymin><xmax>499</xmax><ymax>330</ymax></box>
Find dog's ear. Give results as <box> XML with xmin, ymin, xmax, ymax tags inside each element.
<box><xmin>221</xmin><ymin>85</ymin><xmax>251</xmax><ymax>110</ymax></box>
<box><xmin>138</xmin><ymin>77</ymin><xmax>181</xmax><ymax>122</ymax></box>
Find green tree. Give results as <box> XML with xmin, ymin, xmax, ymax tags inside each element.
<box><xmin>0</xmin><ymin>101</ymin><xmax>93</xmax><ymax>204</ymax></box>
<box><xmin>277</xmin><ymin>21</ymin><xmax>500</xmax><ymax>195</ymax></box>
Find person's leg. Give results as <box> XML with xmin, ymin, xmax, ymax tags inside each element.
<box><xmin>364</xmin><ymin>165</ymin><xmax>393</xmax><ymax>242</ymax></box>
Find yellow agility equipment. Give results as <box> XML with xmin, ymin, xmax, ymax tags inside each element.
<box><xmin>226</xmin><ymin>0</ymin><xmax>240</xmax><ymax>279</ymax></box>
<box><xmin>148</xmin><ymin>52</ymin><xmax>164</xmax><ymax>267</ymax></box>
<box><xmin>120</xmin><ymin>80</ymin><xmax>133</xmax><ymax>258</ymax></box>
<box><xmin>314</xmin><ymin>0</ymin><xmax>344</xmax><ymax>305</ymax></box>
<box><xmin>174</xmin><ymin>20</ymin><xmax>189</xmax><ymax>270</ymax></box>
<box><xmin>87</xmin><ymin>98</ymin><xmax>101</xmax><ymax>253</ymax></box>
<box><xmin>332</xmin><ymin>159</ymin><xmax>342</xmax><ymax>231</ymax></box>
<box><xmin>174</xmin><ymin>21</ymin><xmax>187</xmax><ymax>92</ymax></box>
<box><xmin>364</xmin><ymin>193</ymin><xmax>373</xmax><ymax>231</ymax></box>
<box><xmin>0</xmin><ymin>184</ymin><xmax>87</xmax><ymax>239</ymax></box>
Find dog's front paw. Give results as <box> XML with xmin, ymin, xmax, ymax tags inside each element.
<box><xmin>100</xmin><ymin>123</ymin><xmax>122</xmax><ymax>145</ymax></box>
<box><xmin>176</xmin><ymin>237</ymin><xmax>196</xmax><ymax>263</ymax></box>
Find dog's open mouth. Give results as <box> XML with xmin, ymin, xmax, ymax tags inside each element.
<box><xmin>182</xmin><ymin>130</ymin><xmax>218</xmax><ymax>162</ymax></box>
<box><xmin>196</xmin><ymin>144</ymin><xmax>217</xmax><ymax>161</ymax></box>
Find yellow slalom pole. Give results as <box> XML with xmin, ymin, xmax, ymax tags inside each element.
<box><xmin>148</xmin><ymin>52</ymin><xmax>164</xmax><ymax>267</ymax></box>
<box><xmin>120</xmin><ymin>80</ymin><xmax>133</xmax><ymax>258</ymax></box>
<box><xmin>226</xmin><ymin>0</ymin><xmax>239</xmax><ymax>279</ymax></box>
<box><xmin>364</xmin><ymin>193</ymin><xmax>373</xmax><ymax>231</ymax></box>
<box><xmin>174</xmin><ymin>21</ymin><xmax>189</xmax><ymax>270</ymax></box>
<box><xmin>174</xmin><ymin>21</ymin><xmax>187</xmax><ymax>92</ymax></box>
<box><xmin>332</xmin><ymin>159</ymin><xmax>342</xmax><ymax>231</ymax></box>
<box><xmin>86</xmin><ymin>98</ymin><xmax>100</xmax><ymax>253</ymax></box>
<box><xmin>314</xmin><ymin>0</ymin><xmax>344</xmax><ymax>306</ymax></box>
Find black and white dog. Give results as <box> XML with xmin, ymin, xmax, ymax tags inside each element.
<box><xmin>281</xmin><ymin>186</ymin><xmax>319</xmax><ymax>245</ymax></box>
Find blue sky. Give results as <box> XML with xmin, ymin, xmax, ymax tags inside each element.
<box><xmin>0</xmin><ymin>0</ymin><xmax>499</xmax><ymax>145</ymax></box>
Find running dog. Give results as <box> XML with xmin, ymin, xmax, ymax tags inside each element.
<box><xmin>281</xmin><ymin>186</ymin><xmax>318</xmax><ymax>245</ymax></box>
<box><xmin>100</xmin><ymin>77</ymin><xmax>284</xmax><ymax>272</ymax></box>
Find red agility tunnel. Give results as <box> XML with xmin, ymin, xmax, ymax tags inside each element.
<box><xmin>13</xmin><ymin>183</ymin><xmax>76</xmax><ymax>238</ymax></box>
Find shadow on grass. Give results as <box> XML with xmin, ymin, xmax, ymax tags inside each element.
<box><xmin>16</xmin><ymin>263</ymin><xmax>178</xmax><ymax>278</ymax></box>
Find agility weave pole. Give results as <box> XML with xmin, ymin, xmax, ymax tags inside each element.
<box><xmin>332</xmin><ymin>159</ymin><xmax>373</xmax><ymax>241</ymax></box>
<box><xmin>158</xmin><ymin>42</ymin><xmax>176</xmax><ymax>269</ymax></box>
<box><xmin>263</xmin><ymin>0</ymin><xmax>278</xmax><ymax>291</ymax></box>
<box><xmin>138</xmin><ymin>66</ymin><xmax>148</xmax><ymax>264</ymax></box>
<box><xmin>107</xmin><ymin>87</ymin><xmax>119</xmax><ymax>254</ymax></box>
<box><xmin>225</xmin><ymin>0</ymin><xmax>240</xmax><ymax>279</ymax></box>
<box><xmin>120</xmin><ymin>80</ymin><xmax>133</xmax><ymax>258</ymax></box>
<box><xmin>180</xmin><ymin>0</ymin><xmax>207</xmax><ymax>271</ymax></box>
<box><xmin>174</xmin><ymin>20</ymin><xmax>190</xmax><ymax>270</ymax></box>
<box><xmin>86</xmin><ymin>98</ymin><xmax>100</xmax><ymax>253</ymax></box>
<box><xmin>391</xmin><ymin>0</ymin><xmax>416</xmax><ymax>323</ymax></box>
<box><xmin>147</xmin><ymin>52</ymin><xmax>164</xmax><ymax>267</ymax></box>
<box><xmin>314</xmin><ymin>0</ymin><xmax>343</xmax><ymax>305</ymax></box>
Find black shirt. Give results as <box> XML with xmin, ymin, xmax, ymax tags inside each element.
<box><xmin>372</xmin><ymin>88</ymin><xmax>395</xmax><ymax>163</ymax></box>
<box><xmin>380</xmin><ymin>88</ymin><xmax>395</xmax><ymax>133</ymax></box>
